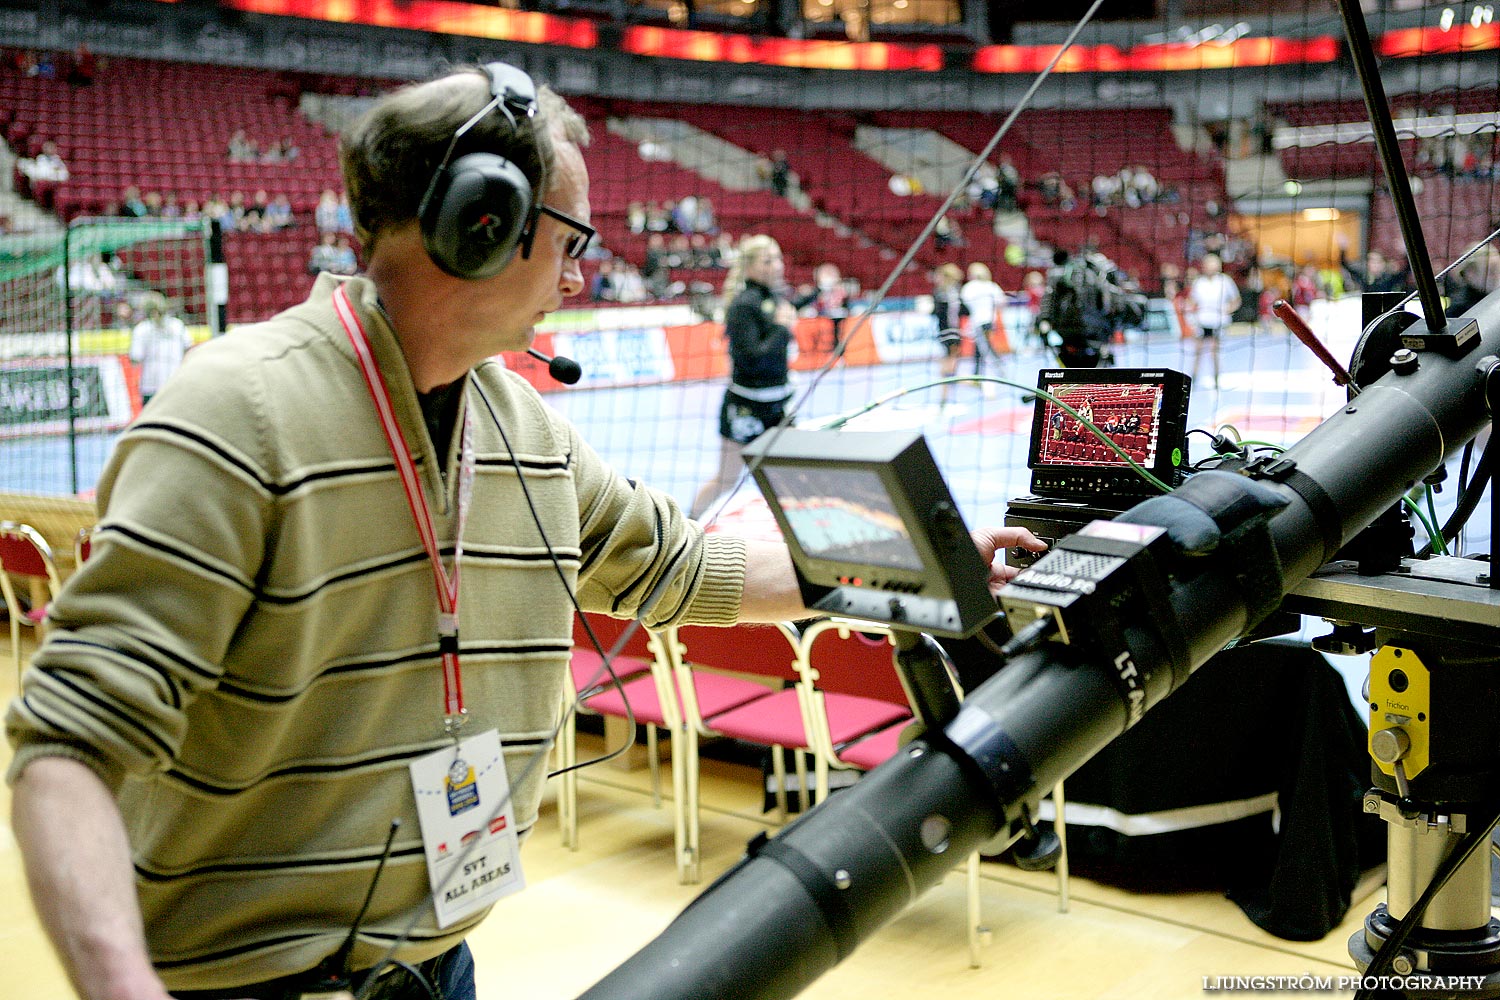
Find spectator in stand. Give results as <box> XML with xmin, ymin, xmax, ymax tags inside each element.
<box><xmin>768</xmin><ymin>150</ymin><xmax>791</xmax><ymax>198</ymax></box>
<box><xmin>57</xmin><ymin>253</ymin><xmax>120</xmax><ymax>302</ymax></box>
<box><xmin>589</xmin><ymin>258</ymin><xmax>617</xmax><ymax>302</ymax></box>
<box><xmin>1188</xmin><ymin>253</ymin><xmax>1241</xmax><ymax>390</ymax></box>
<box><xmin>643</xmin><ymin>233</ymin><xmax>671</xmax><ymax>298</ymax></box>
<box><xmin>1444</xmin><ymin>244</ymin><xmax>1500</xmax><ymax>317</ymax></box>
<box><xmin>1338</xmin><ymin>236</ymin><xmax>1411</xmax><ymax>295</ymax></box>
<box><xmin>314</xmin><ymin>189</ymin><xmax>342</xmax><ymax>234</ymax></box>
<box><xmin>241</xmin><ymin>190</ymin><xmax>272</xmax><ymax>233</ymax></box>
<box><xmin>1290</xmin><ymin>264</ymin><xmax>1321</xmax><ymax>320</ymax></box>
<box><xmin>30</xmin><ymin>50</ymin><xmax>56</xmax><ymax>79</ymax></box>
<box><xmin>959</xmin><ymin>262</ymin><xmax>1005</xmax><ymax>395</ymax></box>
<box><xmin>160</xmin><ymin>193</ymin><xmax>182</xmax><ymax>219</ymax></box>
<box><xmin>967</xmin><ymin>162</ymin><xmax>1000</xmax><ymax>212</ymax></box>
<box><xmin>645</xmin><ymin>201</ymin><xmax>672</xmax><ymax>233</ymax></box>
<box><xmin>335</xmin><ymin>192</ymin><xmax>355</xmax><ymax>235</ymax></box>
<box><xmin>227</xmin><ymin>129</ymin><xmax>259</xmax><ymax>163</ymax></box>
<box><xmin>203</xmin><ymin>195</ymin><xmax>235</xmax><ymax>232</ymax></box>
<box><xmin>1037</xmin><ymin>172</ymin><xmax>1077</xmax><ymax>212</ymax></box>
<box><xmin>613</xmin><ymin>262</ymin><xmax>647</xmax><ymax>303</ymax></box>
<box><xmin>307</xmin><ymin>232</ymin><xmax>345</xmax><ymax>274</ymax></box>
<box><xmin>331</xmin><ymin>236</ymin><xmax>358</xmax><ymax>275</ymax></box>
<box><xmin>264</xmin><ymin>194</ymin><xmax>295</xmax><ymax>230</ymax></box>
<box><xmin>996</xmin><ymin>155</ymin><xmax>1021</xmax><ymax>213</ymax></box>
<box><xmin>66</xmin><ymin>44</ymin><xmax>97</xmax><ymax>86</ymax></box>
<box><xmin>180</xmin><ymin>199</ymin><xmax>202</xmax><ymax>223</ymax></box>
<box><xmin>695</xmin><ymin>197</ymin><xmax>717</xmax><ymax>234</ymax></box>
<box><xmin>226</xmin><ymin>191</ymin><xmax>250</xmax><ymax>231</ymax></box>
<box><xmin>626</xmin><ymin>201</ymin><xmax>647</xmax><ymax>234</ymax></box>
<box><xmin>934</xmin><ymin>214</ymin><xmax>964</xmax><ymax>250</ymax></box>
<box><xmin>142</xmin><ymin>191</ymin><xmax>164</xmax><ymax>216</ymax></box>
<box><xmin>1091</xmin><ymin>171</ymin><xmax>1121</xmax><ymax>209</ymax></box>
<box><xmin>712</xmin><ymin>233</ymin><xmax>736</xmax><ymax>269</ymax></box>
<box><xmin>688</xmin><ymin>234</ymin><xmax>715</xmax><ymax>268</ymax></box>
<box><xmin>672</xmin><ymin>195</ymin><xmax>699</xmax><ymax>235</ymax></box>
<box><xmin>19</xmin><ymin>140</ymin><xmax>69</xmax><ymax>184</ymax></box>
<box><xmin>1127</xmin><ymin>164</ymin><xmax>1159</xmax><ymax>206</ymax></box>
<box><xmin>129</xmin><ymin>294</ymin><xmax>193</xmax><ymax>408</ymax></box>
<box><xmin>806</xmin><ymin>261</ymin><xmax>850</xmax><ymax>351</ymax></box>
<box><xmin>666</xmin><ymin>234</ymin><xmax>692</xmax><ymax>269</ymax></box>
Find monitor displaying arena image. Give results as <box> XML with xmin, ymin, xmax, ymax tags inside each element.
<box><xmin>1032</xmin><ymin>380</ymin><xmax>1165</xmax><ymax>469</ymax></box>
<box><xmin>759</xmin><ymin>464</ymin><xmax>924</xmax><ymax>572</ymax></box>
<box><xmin>1027</xmin><ymin>367</ymin><xmax>1191</xmax><ymax>501</ymax></box>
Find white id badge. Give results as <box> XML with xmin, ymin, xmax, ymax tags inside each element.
<box><xmin>408</xmin><ymin>728</ymin><xmax>525</xmax><ymax>928</ymax></box>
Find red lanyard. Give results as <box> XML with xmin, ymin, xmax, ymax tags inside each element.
<box><xmin>334</xmin><ymin>285</ymin><xmax>475</xmax><ymax>733</ymax></box>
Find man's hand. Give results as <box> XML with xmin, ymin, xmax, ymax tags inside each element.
<box><xmin>971</xmin><ymin>526</ymin><xmax>1047</xmax><ymax>590</ymax></box>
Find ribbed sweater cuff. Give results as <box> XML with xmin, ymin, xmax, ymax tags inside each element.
<box><xmin>683</xmin><ymin>533</ymin><xmax>748</xmax><ymax>626</ymax></box>
<box><xmin>7</xmin><ymin>739</ymin><xmax>127</xmax><ymax>793</ymax></box>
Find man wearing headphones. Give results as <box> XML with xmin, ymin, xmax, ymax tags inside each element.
<box><xmin>7</xmin><ymin>64</ymin><xmax>1042</xmax><ymax>1000</ymax></box>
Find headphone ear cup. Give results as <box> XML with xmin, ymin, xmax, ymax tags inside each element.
<box><xmin>420</xmin><ymin>152</ymin><xmax>534</xmax><ymax>279</ymax></box>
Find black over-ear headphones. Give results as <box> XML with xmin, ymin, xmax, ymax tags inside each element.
<box><xmin>417</xmin><ymin>62</ymin><xmax>539</xmax><ymax>280</ymax></box>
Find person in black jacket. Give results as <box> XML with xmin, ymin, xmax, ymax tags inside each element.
<box><xmin>1444</xmin><ymin>244</ymin><xmax>1500</xmax><ymax>317</ymax></box>
<box><xmin>1338</xmin><ymin>234</ymin><xmax>1411</xmax><ymax>295</ymax></box>
<box><xmin>691</xmin><ymin>234</ymin><xmax>798</xmax><ymax>517</ymax></box>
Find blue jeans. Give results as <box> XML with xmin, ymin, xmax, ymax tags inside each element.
<box><xmin>362</xmin><ymin>941</ymin><xmax>476</xmax><ymax>1000</ymax></box>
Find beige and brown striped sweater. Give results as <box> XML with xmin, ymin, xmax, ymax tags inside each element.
<box><xmin>6</xmin><ymin>273</ymin><xmax>747</xmax><ymax>991</ymax></box>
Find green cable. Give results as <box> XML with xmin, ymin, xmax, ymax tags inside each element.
<box><xmin>1423</xmin><ymin>485</ymin><xmax>1448</xmax><ymax>556</ymax></box>
<box><xmin>1402</xmin><ymin>495</ymin><xmax>1444</xmax><ymax>555</ymax></box>
<box><xmin>825</xmin><ymin>375</ymin><xmax>1173</xmax><ymax>494</ymax></box>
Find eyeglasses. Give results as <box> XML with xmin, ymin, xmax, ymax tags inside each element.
<box><xmin>521</xmin><ymin>204</ymin><xmax>595</xmax><ymax>261</ymax></box>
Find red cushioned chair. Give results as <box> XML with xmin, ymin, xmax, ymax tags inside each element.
<box><xmin>569</xmin><ymin>616</ymin><xmax>781</xmax><ymax>883</ymax></box>
<box><xmin>556</xmin><ymin>612</ymin><xmax>658</xmax><ymax>851</ymax></box>
<box><xmin>0</xmin><ymin>522</ymin><xmax>63</xmax><ymax>682</ymax></box>
<box><xmin>666</xmin><ymin>622</ymin><xmax>823</xmax><ymax>883</ymax></box>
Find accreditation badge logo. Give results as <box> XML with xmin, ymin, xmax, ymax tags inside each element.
<box><xmin>445</xmin><ymin>757</ymin><xmax>480</xmax><ymax>816</ymax></box>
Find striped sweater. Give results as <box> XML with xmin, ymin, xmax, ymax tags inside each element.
<box><xmin>5</xmin><ymin>273</ymin><xmax>747</xmax><ymax>991</ymax></box>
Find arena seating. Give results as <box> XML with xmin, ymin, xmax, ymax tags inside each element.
<box><xmin>1266</xmin><ymin>89</ymin><xmax>1498</xmax><ymax>182</ymax></box>
<box><xmin>1</xmin><ymin>52</ymin><xmax>343</xmax><ymax>322</ymax></box>
<box><xmin>876</xmin><ymin>106</ymin><xmax>1228</xmax><ymax>289</ymax></box>
<box><xmin>4</xmin><ymin>48</ymin><xmax>1242</xmax><ymax>319</ymax></box>
<box><xmin>575</xmin><ymin>121</ymin><xmax>904</xmax><ymax>294</ymax></box>
<box><xmin>654</xmin><ymin>102</ymin><xmax>1000</xmax><ymax>279</ymax></box>
<box><xmin>2</xmin><ymin>55</ymin><xmax>343</xmax><ymax>216</ymax></box>
<box><xmin>1370</xmin><ymin>173</ymin><xmax>1500</xmax><ymax>271</ymax></box>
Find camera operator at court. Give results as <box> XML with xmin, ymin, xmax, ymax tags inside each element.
<box><xmin>1035</xmin><ymin>249</ymin><xmax>1146</xmax><ymax>369</ymax></box>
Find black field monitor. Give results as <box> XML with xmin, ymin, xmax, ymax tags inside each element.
<box><xmin>743</xmin><ymin>429</ymin><xmax>997</xmax><ymax>637</ymax></box>
<box><xmin>1027</xmin><ymin>367</ymin><xmax>1191</xmax><ymax>504</ymax></box>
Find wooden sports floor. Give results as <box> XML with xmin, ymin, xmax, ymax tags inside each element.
<box><xmin>1</xmin><ymin>625</ymin><xmax>1388</xmax><ymax>1000</ymax></box>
